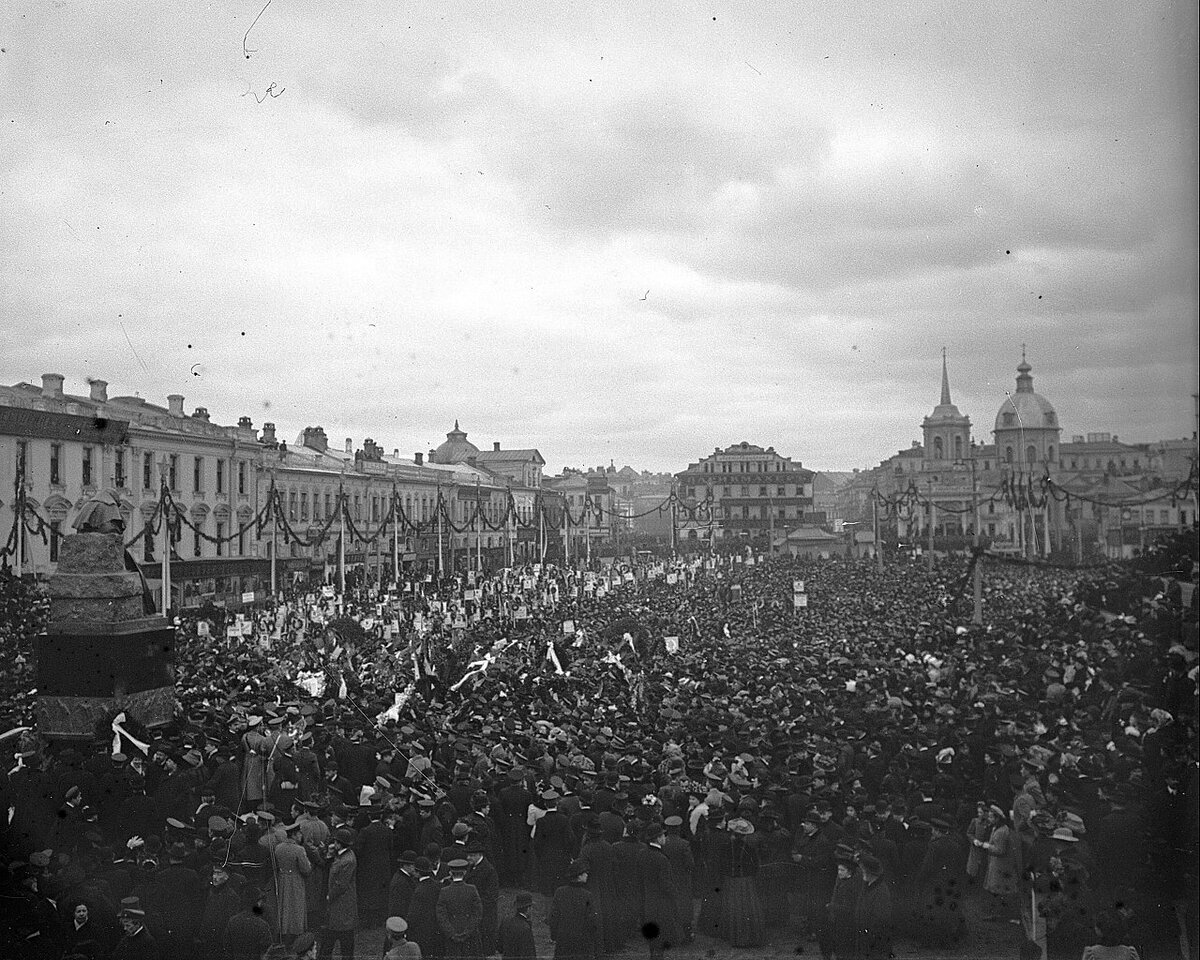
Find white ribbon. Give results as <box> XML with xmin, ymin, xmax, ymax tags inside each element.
<box><xmin>111</xmin><ymin>713</ymin><xmax>151</xmax><ymax>757</ymax></box>
<box><xmin>451</xmin><ymin>653</ymin><xmax>496</xmax><ymax>692</ymax></box>
<box><xmin>546</xmin><ymin>641</ymin><xmax>564</xmax><ymax>675</ymax></box>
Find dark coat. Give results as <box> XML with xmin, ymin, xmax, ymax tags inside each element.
<box><xmin>223</xmin><ymin>909</ymin><xmax>273</xmax><ymax>960</ymax></box>
<box><xmin>468</xmin><ymin>857</ymin><xmax>500</xmax><ymax>953</ymax></box>
<box><xmin>356</xmin><ymin>819</ymin><xmax>393</xmax><ymax>913</ymax></box>
<box><xmin>533</xmin><ymin>811</ymin><xmax>576</xmax><ymax>896</ymax></box>
<box><xmin>407</xmin><ymin>875</ymin><xmax>444</xmax><ymax>960</ymax></box>
<box><xmin>111</xmin><ymin>926</ymin><xmax>161</xmax><ymax>960</ymax></box>
<box><xmin>497</xmin><ymin>911</ymin><xmax>538</xmax><ymax>960</ymax></box>
<box><xmin>854</xmin><ymin>875</ymin><xmax>893</xmax><ymax>960</ymax></box>
<box><xmin>548</xmin><ymin>881</ymin><xmax>601</xmax><ymax>960</ymax></box>
<box><xmin>326</xmin><ymin>848</ymin><xmax>358</xmax><ymax>930</ymax></box>
<box><xmin>436</xmin><ymin>879</ymin><xmax>483</xmax><ymax>958</ymax></box>
<box><xmin>388</xmin><ymin>867</ymin><xmax>418</xmax><ymax>918</ymax></box>
<box><xmin>639</xmin><ymin>843</ymin><xmax>682</xmax><ymax>949</ymax></box>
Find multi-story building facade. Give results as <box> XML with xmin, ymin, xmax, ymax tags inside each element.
<box><xmin>675</xmin><ymin>442</ymin><xmax>815</xmax><ymax>552</ymax></box>
<box><xmin>1</xmin><ymin>377</ymin><xmax>558</xmax><ymax>604</ymax></box>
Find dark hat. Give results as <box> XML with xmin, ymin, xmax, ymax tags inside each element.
<box><xmin>399</xmin><ymin>849</ymin><xmax>418</xmax><ymax>864</ymax></box>
<box><xmin>334</xmin><ymin>828</ymin><xmax>355</xmax><ymax>846</ymax></box>
<box><xmin>292</xmin><ymin>932</ymin><xmax>317</xmax><ymax>954</ymax></box>
<box><xmin>514</xmin><ymin>891</ymin><xmax>534</xmax><ymax>910</ymax></box>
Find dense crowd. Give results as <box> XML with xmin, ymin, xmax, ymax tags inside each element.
<box><xmin>0</xmin><ymin>532</ymin><xmax>1197</xmax><ymax>960</ymax></box>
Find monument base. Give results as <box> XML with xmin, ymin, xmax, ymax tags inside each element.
<box><xmin>36</xmin><ymin>686</ymin><xmax>175</xmax><ymax>740</ymax></box>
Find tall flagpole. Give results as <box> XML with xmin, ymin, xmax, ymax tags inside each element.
<box><xmin>506</xmin><ymin>491</ymin><xmax>514</xmax><ymax>568</ymax></box>
<box><xmin>437</xmin><ymin>483</ymin><xmax>445</xmax><ymax>575</ymax></box>
<box><xmin>337</xmin><ymin>481</ymin><xmax>346</xmax><ymax>595</ymax></box>
<box><xmin>563</xmin><ymin>497</ymin><xmax>570</xmax><ymax>567</ymax></box>
<box><xmin>269</xmin><ymin>471</ymin><xmax>278</xmax><ymax>597</ymax></box>
<box><xmin>475</xmin><ymin>481</ymin><xmax>482</xmax><ymax>572</ymax></box>
<box><xmin>158</xmin><ymin>457</ymin><xmax>171</xmax><ymax>615</ymax></box>
<box><xmin>392</xmin><ymin>486</ymin><xmax>399</xmax><ymax>584</ymax></box>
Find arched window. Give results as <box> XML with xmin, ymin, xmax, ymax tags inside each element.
<box><xmin>1026</xmin><ymin>445</ymin><xmax>1036</xmax><ymax>464</ymax></box>
<box><xmin>1047</xmin><ymin>445</ymin><xmax>1055</xmax><ymax>463</ymax></box>
<box><xmin>1005</xmin><ymin>446</ymin><xmax>1014</xmax><ymax>463</ymax></box>
<box><xmin>933</xmin><ymin>437</ymin><xmax>944</xmax><ymax>460</ymax></box>
<box><xmin>953</xmin><ymin>436</ymin><xmax>963</xmax><ymax>460</ymax></box>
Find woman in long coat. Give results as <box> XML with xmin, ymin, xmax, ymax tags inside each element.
<box><xmin>273</xmin><ymin>825</ymin><xmax>313</xmax><ymax>936</ymax></box>
<box><xmin>718</xmin><ymin>818</ymin><xmax>766</xmax><ymax>947</ymax></box>
<box><xmin>979</xmin><ymin>805</ymin><xmax>1020</xmax><ymax>918</ymax></box>
<box><xmin>965</xmin><ymin>801</ymin><xmax>990</xmax><ymax>884</ymax></box>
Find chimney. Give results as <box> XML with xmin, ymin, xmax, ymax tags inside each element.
<box><xmin>345</xmin><ymin>438</ymin><xmax>353</xmax><ymax>454</ymax></box>
<box><xmin>429</xmin><ymin>449</ymin><xmax>437</xmax><ymax>463</ymax></box>
<box><xmin>192</xmin><ymin>406</ymin><xmax>210</xmax><ymax>422</ymax></box>
<box><xmin>415</xmin><ymin>452</ymin><xmax>424</xmax><ymax>465</ymax></box>
<box><xmin>393</xmin><ymin>449</ymin><xmax>399</xmax><ymax>458</ymax></box>
<box><xmin>493</xmin><ymin>441</ymin><xmax>501</xmax><ymax>452</ymax></box>
<box><xmin>41</xmin><ymin>373</ymin><xmax>65</xmax><ymax>399</ymax></box>
<box><xmin>262</xmin><ymin>422</ymin><xmax>277</xmax><ymax>444</ymax></box>
<box><xmin>88</xmin><ymin>379</ymin><xmax>108</xmax><ymax>402</ymax></box>
<box><xmin>238</xmin><ymin>416</ymin><xmax>253</xmax><ymax>430</ymax></box>
<box><xmin>167</xmin><ymin>394</ymin><xmax>185</xmax><ymax>416</ymax></box>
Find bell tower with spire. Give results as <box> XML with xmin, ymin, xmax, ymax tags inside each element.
<box><xmin>922</xmin><ymin>348</ymin><xmax>972</xmax><ymax>462</ymax></box>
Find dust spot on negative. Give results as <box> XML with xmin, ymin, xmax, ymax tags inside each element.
<box><xmin>642</xmin><ymin>922</ymin><xmax>659</xmax><ymax>939</ymax></box>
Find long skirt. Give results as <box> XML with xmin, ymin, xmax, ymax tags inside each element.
<box><xmin>719</xmin><ymin>876</ymin><xmax>766</xmax><ymax>947</ymax></box>
<box><xmin>696</xmin><ymin>881</ymin><xmax>723</xmax><ymax>940</ymax></box>
<box><xmin>757</xmin><ymin>862</ymin><xmax>791</xmax><ymax>926</ymax></box>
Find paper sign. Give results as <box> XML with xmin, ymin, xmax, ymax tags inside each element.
<box><xmin>197</xmin><ymin>621</ymin><xmax>210</xmax><ymax>637</ymax></box>
<box><xmin>241</xmin><ymin>591</ymin><xmax>255</xmax><ymax>603</ymax></box>
<box><xmin>793</xmin><ymin>594</ymin><xmax>808</xmax><ymax>609</ymax></box>
<box><xmin>666</xmin><ymin>574</ymin><xmax>678</xmax><ymax>585</ymax></box>
<box><xmin>563</xmin><ymin>620</ymin><xmax>575</xmax><ymax>635</ymax></box>
<box><xmin>664</xmin><ymin>636</ymin><xmax>679</xmax><ymax>654</ymax></box>
<box><xmin>793</xmin><ymin>580</ymin><xmax>805</xmax><ymax>593</ymax></box>
<box><xmin>226</xmin><ymin>626</ymin><xmax>240</xmax><ymax>639</ymax></box>
<box><xmin>321</xmin><ymin>586</ymin><xmax>335</xmax><ymax>598</ymax></box>
<box><xmin>515</xmin><ymin>606</ymin><xmax>530</xmax><ymax>620</ymax></box>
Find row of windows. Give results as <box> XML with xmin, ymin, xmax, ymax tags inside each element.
<box><xmin>700</xmin><ymin>460</ymin><xmax>791</xmax><ymax>474</ymax></box>
<box><xmin>23</xmin><ymin>441</ymin><xmax>250</xmax><ymax>498</ymax></box>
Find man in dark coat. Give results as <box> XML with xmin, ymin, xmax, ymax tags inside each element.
<box><xmin>406</xmin><ymin>857</ymin><xmax>444</xmax><ymax>960</ymax></box>
<box><xmin>112</xmin><ymin>907</ymin><xmax>161</xmax><ymax>960</ymax></box>
<box><xmin>638</xmin><ymin>822</ymin><xmax>681</xmax><ymax>957</ymax></box>
<box><xmin>142</xmin><ymin>842</ymin><xmax>203</xmax><ymax>960</ymax></box>
<box><xmin>223</xmin><ymin>887</ymin><xmax>274</xmax><ymax>960</ymax></box>
<box><xmin>498</xmin><ymin>769</ymin><xmax>534</xmax><ymax>886</ymax></box>
<box><xmin>387</xmin><ymin>850</ymin><xmax>419</xmax><ymax>919</ymax></box>
<box><xmin>196</xmin><ymin>864</ymin><xmax>241</xmax><ymax>956</ymax></box>
<box><xmin>548</xmin><ymin>859</ymin><xmax>601</xmax><ymax>960</ymax></box>
<box><xmin>321</xmin><ymin>828</ymin><xmax>358</xmax><ymax>960</ymax></box>
<box><xmin>912</xmin><ymin>817</ymin><xmax>966</xmax><ymax>946</ymax></box>
<box><xmin>436</xmin><ymin>858</ymin><xmax>483</xmax><ymax>958</ymax></box>
<box><xmin>660</xmin><ymin>815</ymin><xmax>695</xmax><ymax>944</ymax></box>
<box><xmin>466</xmin><ymin>842</ymin><xmax>500</xmax><ymax>955</ymax></box>
<box><xmin>579</xmin><ymin>819</ymin><xmax>623</xmax><ymax>952</ymax></box>
<box><xmin>854</xmin><ymin>854</ymin><xmax>894</xmax><ymax>960</ymax></box>
<box><xmin>497</xmin><ymin>890</ymin><xmax>538</xmax><ymax>960</ymax></box>
<box><xmin>356</xmin><ymin>807</ymin><xmax>393</xmax><ymax>925</ymax></box>
<box><xmin>533</xmin><ymin>793</ymin><xmax>576</xmax><ymax>897</ymax></box>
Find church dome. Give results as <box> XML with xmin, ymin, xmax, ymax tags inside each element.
<box><xmin>431</xmin><ymin>421</ymin><xmax>480</xmax><ymax>464</ymax></box>
<box><xmin>994</xmin><ymin>359</ymin><xmax>1059</xmax><ymax>432</ymax></box>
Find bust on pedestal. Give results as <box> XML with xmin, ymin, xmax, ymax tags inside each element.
<box><xmin>35</xmin><ymin>492</ymin><xmax>176</xmax><ymax>740</ymax></box>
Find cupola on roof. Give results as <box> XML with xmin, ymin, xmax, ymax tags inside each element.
<box><xmin>430</xmin><ymin>420</ymin><xmax>480</xmax><ymax>464</ymax></box>
<box><xmin>994</xmin><ymin>352</ymin><xmax>1059</xmax><ymax>433</ymax></box>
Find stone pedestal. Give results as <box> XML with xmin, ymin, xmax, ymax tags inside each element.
<box><xmin>36</xmin><ymin>532</ymin><xmax>176</xmax><ymax>739</ymax></box>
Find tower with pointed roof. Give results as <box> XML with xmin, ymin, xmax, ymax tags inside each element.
<box><xmin>922</xmin><ymin>349</ymin><xmax>972</xmax><ymax>462</ymax></box>
<box><xmin>993</xmin><ymin>348</ymin><xmax>1061</xmax><ymax>467</ymax></box>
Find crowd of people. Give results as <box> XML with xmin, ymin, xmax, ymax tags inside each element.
<box><xmin>0</xmin><ymin>530</ymin><xmax>1196</xmax><ymax>960</ymax></box>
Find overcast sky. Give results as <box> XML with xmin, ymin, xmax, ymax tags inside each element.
<box><xmin>2</xmin><ymin>1</ymin><xmax>1196</xmax><ymax>473</ymax></box>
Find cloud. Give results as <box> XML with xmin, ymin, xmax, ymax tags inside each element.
<box><xmin>1</xmin><ymin>0</ymin><xmax>1195</xmax><ymax>474</ymax></box>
